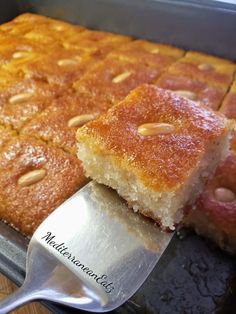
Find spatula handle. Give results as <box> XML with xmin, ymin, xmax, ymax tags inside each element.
<box><xmin>0</xmin><ymin>284</ymin><xmax>37</xmax><ymax>314</ymax></box>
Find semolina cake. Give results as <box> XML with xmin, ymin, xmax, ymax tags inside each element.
<box><xmin>76</xmin><ymin>84</ymin><xmax>234</xmax><ymax>230</ymax></box>
<box><xmin>0</xmin><ymin>124</ymin><xmax>16</xmax><ymax>148</ymax></box>
<box><xmin>20</xmin><ymin>47</ymin><xmax>100</xmax><ymax>87</ymax></box>
<box><xmin>220</xmin><ymin>79</ymin><xmax>236</xmax><ymax>151</ymax></box>
<box><xmin>183</xmin><ymin>78</ymin><xmax>236</xmax><ymax>254</ymax></box>
<box><xmin>0</xmin><ymin>136</ymin><xmax>86</xmax><ymax>236</ymax></box>
<box><xmin>108</xmin><ymin>39</ymin><xmax>184</xmax><ymax>69</ymax></box>
<box><xmin>0</xmin><ymin>13</ymin><xmax>85</xmax><ymax>42</ymax></box>
<box><xmin>184</xmin><ymin>152</ymin><xmax>236</xmax><ymax>254</ymax></box>
<box><xmin>155</xmin><ymin>73</ymin><xmax>225</xmax><ymax>110</ymax></box>
<box><xmin>0</xmin><ymin>12</ymin><xmax>236</xmax><ymax>255</ymax></box>
<box><xmin>22</xmin><ymin>92</ymin><xmax>105</xmax><ymax>155</ymax></box>
<box><xmin>168</xmin><ymin>51</ymin><xmax>236</xmax><ymax>90</ymax></box>
<box><xmin>0</xmin><ymin>78</ymin><xmax>59</xmax><ymax>130</ymax></box>
<box><xmin>68</xmin><ymin>29</ymin><xmax>131</xmax><ymax>56</ymax></box>
<box><xmin>220</xmin><ymin>80</ymin><xmax>236</xmax><ymax>118</ymax></box>
<box><xmin>73</xmin><ymin>57</ymin><xmax>160</xmax><ymax>107</ymax></box>
<box><xmin>155</xmin><ymin>51</ymin><xmax>236</xmax><ymax>110</ymax></box>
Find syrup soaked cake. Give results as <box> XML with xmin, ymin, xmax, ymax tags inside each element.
<box><xmin>220</xmin><ymin>80</ymin><xmax>236</xmax><ymax>151</ymax></box>
<box><xmin>0</xmin><ymin>124</ymin><xmax>16</xmax><ymax>148</ymax></box>
<box><xmin>184</xmin><ymin>152</ymin><xmax>236</xmax><ymax>254</ymax></box>
<box><xmin>155</xmin><ymin>73</ymin><xmax>225</xmax><ymax>110</ymax></box>
<box><xmin>73</xmin><ymin>57</ymin><xmax>161</xmax><ymax>107</ymax></box>
<box><xmin>0</xmin><ymin>78</ymin><xmax>58</xmax><ymax>130</ymax></box>
<box><xmin>108</xmin><ymin>40</ymin><xmax>184</xmax><ymax>70</ymax></box>
<box><xmin>156</xmin><ymin>52</ymin><xmax>236</xmax><ymax>110</ymax></box>
<box><xmin>168</xmin><ymin>51</ymin><xmax>236</xmax><ymax>89</ymax></box>
<box><xmin>184</xmin><ymin>79</ymin><xmax>236</xmax><ymax>254</ymax></box>
<box><xmin>0</xmin><ymin>12</ymin><xmax>236</xmax><ymax>253</ymax></box>
<box><xmin>77</xmin><ymin>85</ymin><xmax>234</xmax><ymax>230</ymax></box>
<box><xmin>22</xmin><ymin>92</ymin><xmax>103</xmax><ymax>155</ymax></box>
<box><xmin>0</xmin><ymin>136</ymin><xmax>85</xmax><ymax>236</ymax></box>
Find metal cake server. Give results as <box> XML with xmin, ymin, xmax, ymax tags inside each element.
<box><xmin>0</xmin><ymin>181</ymin><xmax>172</xmax><ymax>313</ymax></box>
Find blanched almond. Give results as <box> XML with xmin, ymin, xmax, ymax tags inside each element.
<box><xmin>9</xmin><ymin>92</ymin><xmax>32</xmax><ymax>104</ymax></box>
<box><xmin>150</xmin><ymin>48</ymin><xmax>159</xmax><ymax>54</ymax></box>
<box><xmin>24</xmin><ymin>32</ymin><xmax>45</xmax><ymax>41</ymax></box>
<box><xmin>12</xmin><ymin>51</ymin><xmax>30</xmax><ymax>59</ymax></box>
<box><xmin>198</xmin><ymin>63</ymin><xmax>214</xmax><ymax>71</ymax></box>
<box><xmin>112</xmin><ymin>71</ymin><xmax>131</xmax><ymax>83</ymax></box>
<box><xmin>68</xmin><ymin>113</ymin><xmax>98</xmax><ymax>128</ymax></box>
<box><xmin>138</xmin><ymin>123</ymin><xmax>175</xmax><ymax>136</ymax></box>
<box><xmin>214</xmin><ymin>187</ymin><xmax>236</xmax><ymax>203</ymax></box>
<box><xmin>174</xmin><ymin>90</ymin><xmax>197</xmax><ymax>101</ymax></box>
<box><xmin>57</xmin><ymin>59</ymin><xmax>78</xmax><ymax>66</ymax></box>
<box><xmin>144</xmin><ymin>45</ymin><xmax>159</xmax><ymax>54</ymax></box>
<box><xmin>52</xmin><ymin>24</ymin><xmax>65</xmax><ymax>31</ymax></box>
<box><xmin>18</xmin><ymin>169</ymin><xmax>46</xmax><ymax>187</ymax></box>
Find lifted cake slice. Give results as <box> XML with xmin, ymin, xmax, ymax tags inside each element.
<box><xmin>76</xmin><ymin>84</ymin><xmax>234</xmax><ymax>230</ymax></box>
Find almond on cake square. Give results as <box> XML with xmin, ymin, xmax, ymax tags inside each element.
<box><xmin>168</xmin><ymin>51</ymin><xmax>236</xmax><ymax>90</ymax></box>
<box><xmin>73</xmin><ymin>57</ymin><xmax>160</xmax><ymax>107</ymax></box>
<box><xmin>155</xmin><ymin>73</ymin><xmax>225</xmax><ymax>110</ymax></box>
<box><xmin>107</xmin><ymin>39</ymin><xmax>184</xmax><ymax>69</ymax></box>
<box><xmin>184</xmin><ymin>152</ymin><xmax>236</xmax><ymax>254</ymax></box>
<box><xmin>0</xmin><ymin>136</ymin><xmax>86</xmax><ymax>236</ymax></box>
<box><xmin>76</xmin><ymin>84</ymin><xmax>234</xmax><ymax>230</ymax></box>
<box><xmin>22</xmin><ymin>92</ymin><xmax>106</xmax><ymax>155</ymax></box>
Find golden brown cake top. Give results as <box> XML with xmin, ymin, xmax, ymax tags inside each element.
<box><xmin>220</xmin><ymin>80</ymin><xmax>236</xmax><ymax>119</ymax></box>
<box><xmin>0</xmin><ymin>79</ymin><xmax>59</xmax><ymax>130</ymax></box>
<box><xmin>60</xmin><ymin>30</ymin><xmax>131</xmax><ymax>58</ymax></box>
<box><xmin>22</xmin><ymin>93</ymin><xmax>104</xmax><ymax>155</ymax></box>
<box><xmin>168</xmin><ymin>51</ymin><xmax>236</xmax><ymax>89</ymax></box>
<box><xmin>0</xmin><ymin>13</ymin><xmax>84</xmax><ymax>41</ymax></box>
<box><xmin>75</xmin><ymin>28</ymin><xmax>131</xmax><ymax>44</ymax></box>
<box><xmin>155</xmin><ymin>72</ymin><xmax>225</xmax><ymax>110</ymax></box>
<box><xmin>196</xmin><ymin>152</ymin><xmax>236</xmax><ymax>237</ymax></box>
<box><xmin>0</xmin><ymin>125</ymin><xmax>16</xmax><ymax>148</ymax></box>
<box><xmin>77</xmin><ymin>84</ymin><xmax>232</xmax><ymax>191</ymax></box>
<box><xmin>0</xmin><ymin>136</ymin><xmax>85</xmax><ymax>236</ymax></box>
<box><xmin>0</xmin><ymin>36</ymin><xmax>45</xmax><ymax>66</ymax></box>
<box><xmin>20</xmin><ymin>46</ymin><xmax>99</xmax><ymax>86</ymax></box>
<box><xmin>73</xmin><ymin>58</ymin><xmax>160</xmax><ymax>106</ymax></box>
<box><xmin>186</xmin><ymin>51</ymin><xmax>235</xmax><ymax>69</ymax></box>
<box><xmin>108</xmin><ymin>39</ymin><xmax>184</xmax><ymax>68</ymax></box>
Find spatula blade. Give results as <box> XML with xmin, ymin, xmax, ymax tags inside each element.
<box><xmin>31</xmin><ymin>181</ymin><xmax>173</xmax><ymax>312</ymax></box>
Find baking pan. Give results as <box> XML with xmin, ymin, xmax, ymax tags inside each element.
<box><xmin>15</xmin><ymin>0</ymin><xmax>236</xmax><ymax>60</ymax></box>
<box><xmin>0</xmin><ymin>0</ymin><xmax>236</xmax><ymax>313</ymax></box>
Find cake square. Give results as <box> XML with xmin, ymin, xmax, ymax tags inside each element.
<box><xmin>22</xmin><ymin>93</ymin><xmax>105</xmax><ymax>155</ymax></box>
<box><xmin>61</xmin><ymin>29</ymin><xmax>131</xmax><ymax>58</ymax></box>
<box><xmin>76</xmin><ymin>84</ymin><xmax>233</xmax><ymax>230</ymax></box>
<box><xmin>0</xmin><ymin>124</ymin><xmax>16</xmax><ymax>149</ymax></box>
<box><xmin>0</xmin><ymin>36</ymin><xmax>45</xmax><ymax>67</ymax></box>
<box><xmin>0</xmin><ymin>79</ymin><xmax>58</xmax><ymax>130</ymax></box>
<box><xmin>184</xmin><ymin>152</ymin><xmax>236</xmax><ymax>254</ymax></box>
<box><xmin>155</xmin><ymin>73</ymin><xmax>225</xmax><ymax>110</ymax></box>
<box><xmin>73</xmin><ymin>57</ymin><xmax>160</xmax><ymax>107</ymax></box>
<box><xmin>219</xmin><ymin>80</ymin><xmax>236</xmax><ymax>151</ymax></box>
<box><xmin>168</xmin><ymin>51</ymin><xmax>236</xmax><ymax>90</ymax></box>
<box><xmin>220</xmin><ymin>80</ymin><xmax>236</xmax><ymax>119</ymax></box>
<box><xmin>0</xmin><ymin>136</ymin><xmax>86</xmax><ymax>236</ymax></box>
<box><xmin>75</xmin><ymin>29</ymin><xmax>131</xmax><ymax>46</ymax></box>
<box><xmin>0</xmin><ymin>13</ymin><xmax>84</xmax><ymax>42</ymax></box>
<box><xmin>108</xmin><ymin>39</ymin><xmax>184</xmax><ymax>69</ymax></box>
<box><xmin>20</xmin><ymin>46</ymin><xmax>99</xmax><ymax>87</ymax></box>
